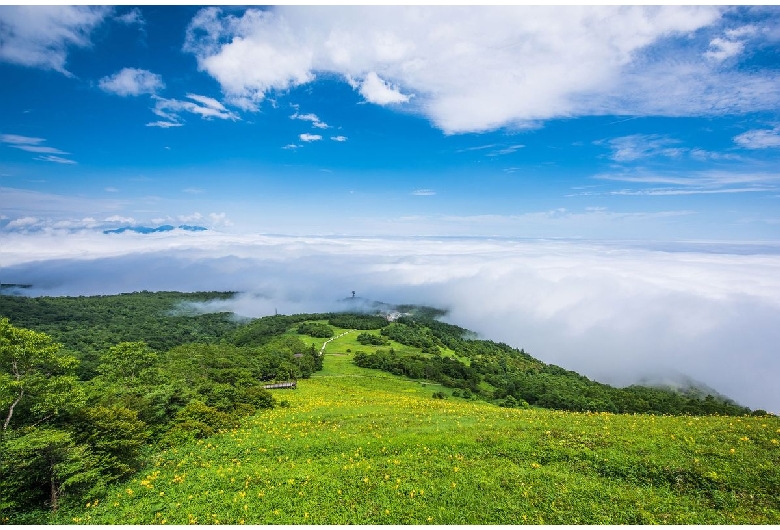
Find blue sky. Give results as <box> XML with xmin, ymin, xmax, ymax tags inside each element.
<box><xmin>1</xmin><ymin>5</ymin><xmax>780</xmax><ymax>238</ymax></box>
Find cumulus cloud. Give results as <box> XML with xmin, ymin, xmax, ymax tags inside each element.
<box><xmin>2</xmin><ymin>232</ymin><xmax>779</xmax><ymax>412</ymax></box>
<box><xmin>356</xmin><ymin>71</ymin><xmax>411</xmax><ymax>105</ymax></box>
<box><xmin>734</xmin><ymin>127</ymin><xmax>780</xmax><ymax>149</ymax></box>
<box><xmin>99</xmin><ymin>67</ymin><xmax>164</xmax><ymax>96</ymax></box>
<box><xmin>299</xmin><ymin>133</ymin><xmax>322</xmax><ymax>142</ymax></box>
<box><xmin>0</xmin><ymin>6</ymin><xmax>111</xmax><ymax>74</ymax></box>
<box><xmin>104</xmin><ymin>215</ymin><xmax>135</xmax><ymax>224</ymax></box>
<box><xmin>209</xmin><ymin>212</ymin><xmax>232</xmax><ymax>226</ymax></box>
<box><xmin>179</xmin><ymin>6</ymin><xmax>780</xmax><ymax>134</ymax></box>
<box><xmin>330</xmin><ymin>136</ymin><xmax>347</xmax><ymax>142</ymax></box>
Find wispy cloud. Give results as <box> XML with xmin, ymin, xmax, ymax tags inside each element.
<box><xmin>591</xmin><ymin>170</ymin><xmax>780</xmax><ymax>197</ymax></box>
<box><xmin>114</xmin><ymin>7</ymin><xmax>143</xmax><ymax>26</ymax></box>
<box><xmin>605</xmin><ymin>134</ymin><xmax>685</xmax><ymax>162</ymax></box>
<box><xmin>330</xmin><ymin>135</ymin><xmax>348</xmax><ymax>142</ymax></box>
<box><xmin>33</xmin><ymin>155</ymin><xmax>77</xmax><ymax>164</ymax></box>
<box><xmin>183</xmin><ymin>188</ymin><xmax>204</xmax><ymax>194</ymax></box>
<box><xmin>282</xmin><ymin>144</ymin><xmax>301</xmax><ymax>150</ymax></box>
<box><xmin>146</xmin><ymin>121</ymin><xmax>182</xmax><ymax>129</ymax></box>
<box><xmin>299</xmin><ymin>133</ymin><xmax>322</xmax><ymax>142</ymax></box>
<box><xmin>734</xmin><ymin>126</ymin><xmax>780</xmax><ymax>149</ymax></box>
<box><xmin>99</xmin><ymin>68</ymin><xmax>164</xmax><ymax>97</ymax></box>
<box><xmin>411</xmin><ymin>189</ymin><xmax>436</xmax><ymax>196</ymax></box>
<box><xmin>457</xmin><ymin>144</ymin><xmax>497</xmax><ymax>153</ymax></box>
<box><xmin>149</xmin><ymin>94</ymin><xmax>239</xmax><ymax>126</ymax></box>
<box><xmin>1</xmin><ymin>134</ymin><xmax>70</xmax><ymax>155</ymax></box>
<box><xmin>291</xmin><ymin>111</ymin><xmax>328</xmax><ymax>129</ymax></box>
<box><xmin>486</xmin><ymin>144</ymin><xmax>525</xmax><ymax>157</ymax></box>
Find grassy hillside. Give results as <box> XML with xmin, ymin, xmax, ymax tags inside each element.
<box><xmin>2</xmin><ymin>292</ymin><xmax>776</xmax><ymax>523</ymax></box>
<box><xmin>54</xmin><ymin>339</ymin><xmax>780</xmax><ymax>525</ymax></box>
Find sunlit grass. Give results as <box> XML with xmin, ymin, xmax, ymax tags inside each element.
<box><xmin>56</xmin><ymin>347</ymin><xmax>780</xmax><ymax>524</ymax></box>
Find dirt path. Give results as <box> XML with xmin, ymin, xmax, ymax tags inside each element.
<box><xmin>319</xmin><ymin>330</ymin><xmax>353</xmax><ymax>355</ymax></box>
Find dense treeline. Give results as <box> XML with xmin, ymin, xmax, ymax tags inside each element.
<box><xmin>327</xmin><ymin>314</ymin><xmax>388</xmax><ymax>330</ymax></box>
<box><xmin>356</xmin><ymin>316</ymin><xmax>752</xmax><ymax>416</ymax></box>
<box><xmin>0</xmin><ymin>292</ymin><xmax>241</xmax><ymax>379</ymax></box>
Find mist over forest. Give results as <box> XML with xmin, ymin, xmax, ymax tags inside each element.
<box><xmin>3</xmin><ymin>231</ymin><xmax>779</xmax><ymax>412</ymax></box>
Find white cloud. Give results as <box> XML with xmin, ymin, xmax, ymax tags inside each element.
<box><xmin>357</xmin><ymin>71</ymin><xmax>411</xmax><ymax>105</ymax></box>
<box><xmin>150</xmin><ymin>95</ymin><xmax>239</xmax><ymax>125</ymax></box>
<box><xmin>186</xmin><ymin>93</ymin><xmax>228</xmax><ymax>111</ymax></box>
<box><xmin>592</xmin><ymin>170</ymin><xmax>780</xmax><ymax>197</ymax></box>
<box><xmin>291</xmin><ymin>111</ymin><xmax>328</xmax><ymax>128</ymax></box>
<box><xmin>178</xmin><ymin>212</ymin><xmax>203</xmax><ymax>222</ymax></box>
<box><xmin>34</xmin><ymin>155</ymin><xmax>77</xmax><ymax>164</ymax></box>
<box><xmin>177</xmin><ymin>6</ymin><xmax>780</xmax><ymax>134</ymax></box>
<box><xmin>330</xmin><ymin>136</ymin><xmax>348</xmax><ymax>142</ymax></box>
<box><xmin>99</xmin><ymin>68</ymin><xmax>164</xmax><ymax>96</ymax></box>
<box><xmin>606</xmin><ymin>134</ymin><xmax>685</xmax><ymax>162</ymax></box>
<box><xmin>1</xmin><ymin>134</ymin><xmax>69</xmax><ymax>155</ymax></box>
<box><xmin>734</xmin><ymin>127</ymin><xmax>780</xmax><ymax>149</ymax></box>
<box><xmin>104</xmin><ymin>187</ymin><xmax>119</xmax><ymax>193</ymax></box>
<box><xmin>183</xmin><ymin>188</ymin><xmax>204</xmax><ymax>194</ymax></box>
<box><xmin>705</xmin><ymin>37</ymin><xmax>744</xmax><ymax>62</ymax></box>
<box><xmin>6</xmin><ymin>216</ymin><xmax>39</xmax><ymax>229</ymax></box>
<box><xmin>487</xmin><ymin>144</ymin><xmax>525</xmax><ymax>157</ymax></box>
<box><xmin>282</xmin><ymin>143</ymin><xmax>301</xmax><ymax>149</ymax></box>
<box><xmin>104</xmin><ymin>215</ymin><xmax>135</xmax><ymax>224</ymax></box>
<box><xmin>209</xmin><ymin>212</ymin><xmax>233</xmax><ymax>226</ymax></box>
<box><xmin>0</xmin><ymin>6</ymin><xmax>111</xmax><ymax>74</ymax></box>
<box><xmin>115</xmin><ymin>8</ymin><xmax>143</xmax><ymax>26</ymax></box>
<box><xmin>2</xmin><ymin>232</ymin><xmax>780</xmax><ymax>412</ymax></box>
<box><xmin>146</xmin><ymin>121</ymin><xmax>182</xmax><ymax>129</ymax></box>
<box><xmin>704</xmin><ymin>25</ymin><xmax>755</xmax><ymax>62</ymax></box>
<box><xmin>299</xmin><ymin>133</ymin><xmax>322</xmax><ymax>142</ymax></box>
<box><xmin>411</xmin><ymin>189</ymin><xmax>436</xmax><ymax>196</ymax></box>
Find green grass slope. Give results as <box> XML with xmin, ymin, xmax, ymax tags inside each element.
<box><xmin>57</xmin><ymin>341</ymin><xmax>780</xmax><ymax>525</ymax></box>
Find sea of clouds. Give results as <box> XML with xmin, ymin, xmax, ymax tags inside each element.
<box><xmin>3</xmin><ymin>230</ymin><xmax>780</xmax><ymax>412</ymax></box>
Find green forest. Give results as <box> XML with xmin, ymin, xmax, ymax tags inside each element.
<box><xmin>1</xmin><ymin>291</ymin><xmax>777</xmax><ymax>524</ymax></box>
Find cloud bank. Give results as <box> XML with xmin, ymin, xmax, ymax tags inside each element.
<box><xmin>3</xmin><ymin>231</ymin><xmax>780</xmax><ymax>412</ymax></box>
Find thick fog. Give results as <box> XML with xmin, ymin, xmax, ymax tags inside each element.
<box><xmin>3</xmin><ymin>231</ymin><xmax>780</xmax><ymax>412</ymax></box>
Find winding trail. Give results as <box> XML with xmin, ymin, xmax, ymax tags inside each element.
<box><xmin>319</xmin><ymin>330</ymin><xmax>353</xmax><ymax>356</ymax></box>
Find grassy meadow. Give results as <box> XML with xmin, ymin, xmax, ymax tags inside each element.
<box><xmin>56</xmin><ymin>329</ymin><xmax>780</xmax><ymax>525</ymax></box>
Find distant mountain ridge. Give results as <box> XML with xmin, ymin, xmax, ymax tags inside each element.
<box><xmin>103</xmin><ymin>225</ymin><xmax>207</xmax><ymax>234</ymax></box>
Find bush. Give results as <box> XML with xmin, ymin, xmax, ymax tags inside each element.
<box><xmin>356</xmin><ymin>332</ymin><xmax>388</xmax><ymax>346</ymax></box>
<box><xmin>297</xmin><ymin>322</ymin><xmax>334</xmax><ymax>338</ymax></box>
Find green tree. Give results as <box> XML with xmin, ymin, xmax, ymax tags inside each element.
<box><xmin>1</xmin><ymin>318</ymin><xmax>83</xmax><ymax>432</ymax></box>
<box><xmin>97</xmin><ymin>341</ymin><xmax>157</xmax><ymax>383</ymax></box>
